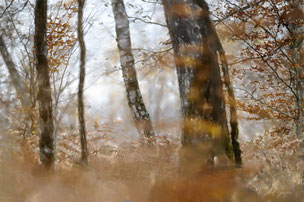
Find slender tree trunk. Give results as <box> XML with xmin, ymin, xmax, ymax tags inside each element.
<box><xmin>34</xmin><ymin>0</ymin><xmax>54</xmax><ymax>168</ymax></box>
<box><xmin>293</xmin><ymin>1</ymin><xmax>304</xmax><ymax>188</ymax></box>
<box><xmin>77</xmin><ymin>0</ymin><xmax>88</xmax><ymax>166</ymax></box>
<box><xmin>290</xmin><ymin>1</ymin><xmax>304</xmax><ymax>139</ymax></box>
<box><xmin>111</xmin><ymin>0</ymin><xmax>155</xmax><ymax>138</ymax></box>
<box><xmin>202</xmin><ymin>19</ymin><xmax>242</xmax><ymax>166</ymax></box>
<box><xmin>0</xmin><ymin>35</ymin><xmax>31</xmax><ymax>108</ymax></box>
<box><xmin>288</xmin><ymin>0</ymin><xmax>304</xmax><ymax>185</ymax></box>
<box><xmin>0</xmin><ymin>35</ymin><xmax>35</xmax><ymax>138</ymax></box>
<box><xmin>162</xmin><ymin>0</ymin><xmax>230</xmax><ymax>172</ymax></box>
<box><xmin>218</xmin><ymin>50</ymin><xmax>242</xmax><ymax>166</ymax></box>
<box><xmin>295</xmin><ymin>96</ymin><xmax>303</xmax><ymax>139</ymax></box>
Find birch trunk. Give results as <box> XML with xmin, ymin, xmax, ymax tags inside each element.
<box><xmin>111</xmin><ymin>0</ymin><xmax>155</xmax><ymax>138</ymax></box>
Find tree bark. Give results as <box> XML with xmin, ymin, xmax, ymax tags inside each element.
<box><xmin>34</xmin><ymin>0</ymin><xmax>54</xmax><ymax>168</ymax></box>
<box><xmin>111</xmin><ymin>0</ymin><xmax>155</xmax><ymax>138</ymax></box>
<box><xmin>162</xmin><ymin>0</ymin><xmax>231</xmax><ymax>172</ymax></box>
<box><xmin>202</xmin><ymin>18</ymin><xmax>242</xmax><ymax>166</ymax></box>
<box><xmin>0</xmin><ymin>35</ymin><xmax>31</xmax><ymax>108</ymax></box>
<box><xmin>77</xmin><ymin>0</ymin><xmax>88</xmax><ymax>166</ymax></box>
<box><xmin>290</xmin><ymin>1</ymin><xmax>304</xmax><ymax>139</ymax></box>
<box><xmin>218</xmin><ymin>49</ymin><xmax>242</xmax><ymax>167</ymax></box>
<box><xmin>0</xmin><ymin>34</ymin><xmax>36</xmax><ymax>138</ymax></box>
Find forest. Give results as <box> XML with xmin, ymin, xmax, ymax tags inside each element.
<box><xmin>0</xmin><ymin>0</ymin><xmax>303</xmax><ymax>201</ymax></box>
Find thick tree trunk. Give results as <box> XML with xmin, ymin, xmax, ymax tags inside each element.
<box><xmin>77</xmin><ymin>0</ymin><xmax>88</xmax><ymax>166</ymax></box>
<box><xmin>34</xmin><ymin>0</ymin><xmax>54</xmax><ymax>168</ymax></box>
<box><xmin>111</xmin><ymin>0</ymin><xmax>155</xmax><ymax>138</ymax></box>
<box><xmin>162</xmin><ymin>0</ymin><xmax>230</xmax><ymax>172</ymax></box>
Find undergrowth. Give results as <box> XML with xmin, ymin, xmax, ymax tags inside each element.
<box><xmin>0</xmin><ymin>122</ymin><xmax>303</xmax><ymax>202</ymax></box>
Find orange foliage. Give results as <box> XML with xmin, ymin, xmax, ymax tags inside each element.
<box><xmin>215</xmin><ymin>0</ymin><xmax>304</xmax><ymax>130</ymax></box>
<box><xmin>47</xmin><ymin>2</ymin><xmax>77</xmax><ymax>72</ymax></box>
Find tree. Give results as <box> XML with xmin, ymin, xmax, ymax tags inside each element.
<box><xmin>219</xmin><ymin>47</ymin><xmax>242</xmax><ymax>166</ymax></box>
<box><xmin>77</xmin><ymin>0</ymin><xmax>88</xmax><ymax>166</ymax></box>
<box><xmin>162</xmin><ymin>0</ymin><xmax>235</xmax><ymax>172</ymax></box>
<box><xmin>0</xmin><ymin>34</ymin><xmax>37</xmax><ymax>139</ymax></box>
<box><xmin>120</xmin><ymin>1</ymin><xmax>241</xmax><ymax>164</ymax></box>
<box><xmin>34</xmin><ymin>0</ymin><xmax>54</xmax><ymax>168</ymax></box>
<box><xmin>0</xmin><ymin>35</ymin><xmax>31</xmax><ymax>109</ymax></box>
<box><xmin>214</xmin><ymin>0</ymin><xmax>304</xmax><ymax>139</ymax></box>
<box><xmin>111</xmin><ymin>0</ymin><xmax>155</xmax><ymax>139</ymax></box>
<box><xmin>0</xmin><ymin>0</ymin><xmax>38</xmax><ymax>138</ymax></box>
<box><xmin>206</xmin><ymin>21</ymin><xmax>242</xmax><ymax>166</ymax></box>
<box><xmin>47</xmin><ymin>2</ymin><xmax>78</xmax><ymax>144</ymax></box>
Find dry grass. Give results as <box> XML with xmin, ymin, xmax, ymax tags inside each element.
<box><xmin>242</xmin><ymin>128</ymin><xmax>304</xmax><ymax>201</ymax></box>
<box><xmin>0</xmin><ymin>125</ymin><xmax>304</xmax><ymax>202</ymax></box>
<box><xmin>0</xmin><ymin>131</ymin><xmax>181</xmax><ymax>202</ymax></box>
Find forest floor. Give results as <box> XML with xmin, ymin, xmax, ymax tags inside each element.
<box><xmin>0</xmin><ymin>129</ymin><xmax>303</xmax><ymax>202</ymax></box>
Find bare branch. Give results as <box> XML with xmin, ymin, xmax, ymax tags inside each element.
<box><xmin>213</xmin><ymin>0</ymin><xmax>264</xmax><ymax>26</ymax></box>
<box><xmin>0</xmin><ymin>0</ymin><xmax>15</xmax><ymax>18</ymax></box>
<box><xmin>128</xmin><ymin>16</ymin><xmax>167</xmax><ymax>27</ymax></box>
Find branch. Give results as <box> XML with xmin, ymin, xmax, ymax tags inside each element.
<box><xmin>235</xmin><ymin>87</ymin><xmax>296</xmax><ymax>120</ymax></box>
<box><xmin>213</xmin><ymin>0</ymin><xmax>264</xmax><ymax>26</ymax></box>
<box><xmin>225</xmin><ymin>0</ymin><xmax>295</xmax><ymax>65</ymax></box>
<box><xmin>0</xmin><ymin>0</ymin><xmax>15</xmax><ymax>18</ymax></box>
<box><xmin>132</xmin><ymin>47</ymin><xmax>172</xmax><ymax>53</ymax></box>
<box><xmin>128</xmin><ymin>16</ymin><xmax>167</xmax><ymax>27</ymax></box>
<box><xmin>0</xmin><ymin>35</ymin><xmax>31</xmax><ymax>107</ymax></box>
<box><xmin>0</xmin><ymin>0</ymin><xmax>29</xmax><ymax>18</ymax></box>
<box><xmin>243</xmin><ymin>39</ymin><xmax>298</xmax><ymax>100</ymax></box>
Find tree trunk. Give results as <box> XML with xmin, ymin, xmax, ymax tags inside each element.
<box><xmin>218</xmin><ymin>49</ymin><xmax>242</xmax><ymax>167</ymax></box>
<box><xmin>202</xmin><ymin>19</ymin><xmax>242</xmax><ymax>166</ymax></box>
<box><xmin>288</xmin><ymin>0</ymin><xmax>304</xmax><ymax>185</ymax></box>
<box><xmin>290</xmin><ymin>1</ymin><xmax>304</xmax><ymax>139</ymax></box>
<box><xmin>0</xmin><ymin>35</ymin><xmax>31</xmax><ymax>108</ymax></box>
<box><xmin>34</xmin><ymin>0</ymin><xmax>54</xmax><ymax>168</ymax></box>
<box><xmin>295</xmin><ymin>96</ymin><xmax>303</xmax><ymax>139</ymax></box>
<box><xmin>0</xmin><ymin>35</ymin><xmax>36</xmax><ymax>139</ymax></box>
<box><xmin>77</xmin><ymin>0</ymin><xmax>88</xmax><ymax>166</ymax></box>
<box><xmin>0</xmin><ymin>35</ymin><xmax>34</xmax><ymax>137</ymax></box>
<box><xmin>111</xmin><ymin>0</ymin><xmax>155</xmax><ymax>138</ymax></box>
<box><xmin>162</xmin><ymin>0</ymin><xmax>230</xmax><ymax>172</ymax></box>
